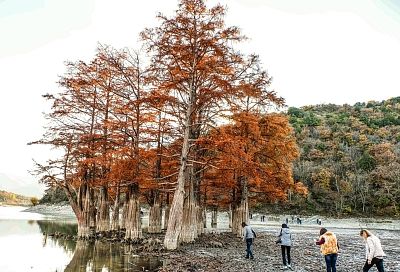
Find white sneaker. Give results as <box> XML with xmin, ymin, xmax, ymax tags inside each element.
<box><xmin>287</xmin><ymin>264</ymin><xmax>292</xmax><ymax>270</ymax></box>
<box><xmin>281</xmin><ymin>266</ymin><xmax>288</xmax><ymax>270</ymax></box>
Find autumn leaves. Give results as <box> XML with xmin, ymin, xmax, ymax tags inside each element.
<box><xmin>32</xmin><ymin>0</ymin><xmax>303</xmax><ymax>249</ymax></box>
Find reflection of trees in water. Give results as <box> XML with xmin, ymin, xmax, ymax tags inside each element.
<box><xmin>64</xmin><ymin>241</ymin><xmax>162</xmax><ymax>272</ymax></box>
<box><xmin>37</xmin><ymin>220</ymin><xmax>77</xmax><ymax>253</ymax></box>
<box><xmin>36</xmin><ymin>220</ymin><xmax>161</xmax><ymax>271</ymax></box>
<box><xmin>36</xmin><ymin>220</ymin><xmax>78</xmax><ymax>236</ymax></box>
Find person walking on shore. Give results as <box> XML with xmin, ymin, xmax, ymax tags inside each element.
<box><xmin>277</xmin><ymin>223</ymin><xmax>293</xmax><ymax>270</ymax></box>
<box><xmin>242</xmin><ymin>222</ymin><xmax>255</xmax><ymax>260</ymax></box>
<box><xmin>316</xmin><ymin>228</ymin><xmax>339</xmax><ymax>272</ymax></box>
<box><xmin>360</xmin><ymin>229</ymin><xmax>386</xmax><ymax>272</ymax></box>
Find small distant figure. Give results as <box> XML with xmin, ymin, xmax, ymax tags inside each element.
<box><xmin>316</xmin><ymin>228</ymin><xmax>339</xmax><ymax>272</ymax></box>
<box><xmin>296</xmin><ymin>217</ymin><xmax>302</xmax><ymax>225</ymax></box>
<box><xmin>242</xmin><ymin>222</ymin><xmax>256</xmax><ymax>260</ymax></box>
<box><xmin>277</xmin><ymin>223</ymin><xmax>293</xmax><ymax>270</ymax></box>
<box><xmin>360</xmin><ymin>229</ymin><xmax>386</xmax><ymax>272</ymax></box>
<box><xmin>285</xmin><ymin>218</ymin><xmax>289</xmax><ymax>224</ymax></box>
<box><xmin>249</xmin><ymin>212</ymin><xmax>253</xmax><ymax>219</ymax></box>
<box><xmin>291</xmin><ymin>215</ymin><xmax>294</xmax><ymax>223</ymax></box>
<box><xmin>317</xmin><ymin>218</ymin><xmax>322</xmax><ymax>225</ymax></box>
<box><xmin>261</xmin><ymin>215</ymin><xmax>265</xmax><ymax>222</ymax></box>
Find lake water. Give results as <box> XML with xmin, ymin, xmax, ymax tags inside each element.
<box><xmin>0</xmin><ymin>206</ymin><xmax>162</xmax><ymax>272</ymax></box>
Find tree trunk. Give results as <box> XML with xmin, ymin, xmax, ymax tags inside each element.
<box><xmin>89</xmin><ymin>188</ymin><xmax>96</xmax><ymax>234</ymax></box>
<box><xmin>196</xmin><ymin>205</ymin><xmax>205</xmax><ymax>235</ymax></box>
<box><xmin>111</xmin><ymin>184</ymin><xmax>120</xmax><ymax>231</ymax></box>
<box><xmin>121</xmin><ymin>191</ymin><xmax>129</xmax><ymax>230</ymax></box>
<box><xmin>124</xmin><ymin>184</ymin><xmax>142</xmax><ymax>240</ymax></box>
<box><xmin>194</xmin><ymin>163</ymin><xmax>204</xmax><ymax>236</ymax></box>
<box><xmin>211</xmin><ymin>206</ymin><xmax>218</xmax><ymax>228</ymax></box>
<box><xmin>203</xmin><ymin>186</ymin><xmax>207</xmax><ymax>229</ymax></box>
<box><xmin>96</xmin><ymin>186</ymin><xmax>110</xmax><ymax>233</ymax></box>
<box><xmin>63</xmin><ymin>183</ymin><xmax>91</xmax><ymax>239</ymax></box>
<box><xmin>164</xmin><ymin>106</ymin><xmax>192</xmax><ymax>249</ymax></box>
<box><xmin>148</xmin><ymin>192</ymin><xmax>162</xmax><ymax>233</ymax></box>
<box><xmin>232</xmin><ymin>177</ymin><xmax>249</xmax><ymax>237</ymax></box>
<box><xmin>77</xmin><ymin>214</ymin><xmax>91</xmax><ymax>239</ymax></box>
<box><xmin>163</xmin><ymin>205</ymin><xmax>170</xmax><ymax>230</ymax></box>
<box><xmin>180</xmin><ymin>172</ymin><xmax>198</xmax><ymax>243</ymax></box>
<box><xmin>228</xmin><ymin>205</ymin><xmax>232</xmax><ymax>229</ymax></box>
<box><xmin>76</xmin><ymin>184</ymin><xmax>95</xmax><ymax>238</ymax></box>
<box><xmin>163</xmin><ymin>193</ymin><xmax>170</xmax><ymax>230</ymax></box>
<box><xmin>203</xmin><ymin>208</ymin><xmax>207</xmax><ymax>229</ymax></box>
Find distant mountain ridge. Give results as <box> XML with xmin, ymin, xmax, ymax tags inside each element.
<box><xmin>0</xmin><ymin>173</ymin><xmax>45</xmax><ymax>197</ymax></box>
<box><xmin>0</xmin><ymin>190</ymin><xmax>31</xmax><ymax>206</ymax></box>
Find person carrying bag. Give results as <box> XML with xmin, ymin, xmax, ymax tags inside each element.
<box><xmin>277</xmin><ymin>223</ymin><xmax>293</xmax><ymax>270</ymax></box>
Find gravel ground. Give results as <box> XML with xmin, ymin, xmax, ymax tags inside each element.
<box><xmin>158</xmin><ymin>226</ymin><xmax>400</xmax><ymax>272</ymax></box>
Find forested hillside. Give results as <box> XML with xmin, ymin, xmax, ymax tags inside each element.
<box><xmin>288</xmin><ymin>97</ymin><xmax>400</xmax><ymax>216</ymax></box>
<box><xmin>0</xmin><ymin>190</ymin><xmax>31</xmax><ymax>206</ymax></box>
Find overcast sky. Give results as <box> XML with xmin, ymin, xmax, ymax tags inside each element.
<box><xmin>1</xmin><ymin>0</ymin><xmax>400</xmax><ymax>187</ymax></box>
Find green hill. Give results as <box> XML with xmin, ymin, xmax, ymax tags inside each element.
<box><xmin>287</xmin><ymin>97</ymin><xmax>400</xmax><ymax>216</ymax></box>
<box><xmin>0</xmin><ymin>190</ymin><xmax>32</xmax><ymax>206</ymax></box>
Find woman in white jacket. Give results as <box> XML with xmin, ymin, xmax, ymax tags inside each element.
<box><xmin>360</xmin><ymin>229</ymin><xmax>386</xmax><ymax>272</ymax></box>
<box><xmin>277</xmin><ymin>223</ymin><xmax>293</xmax><ymax>270</ymax></box>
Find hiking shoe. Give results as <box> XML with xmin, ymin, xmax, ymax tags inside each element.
<box><xmin>287</xmin><ymin>264</ymin><xmax>292</xmax><ymax>270</ymax></box>
<box><xmin>281</xmin><ymin>266</ymin><xmax>288</xmax><ymax>270</ymax></box>
<box><xmin>250</xmin><ymin>256</ymin><xmax>254</xmax><ymax>260</ymax></box>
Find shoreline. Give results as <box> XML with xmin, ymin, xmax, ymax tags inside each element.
<box><xmin>18</xmin><ymin>204</ymin><xmax>400</xmax><ymax>232</ymax></box>
<box><xmin>0</xmin><ymin>203</ymin><xmax>30</xmax><ymax>207</ymax></box>
<box><xmin>17</xmin><ymin>203</ymin><xmax>400</xmax><ymax>222</ymax></box>
<box><xmin>22</xmin><ymin>203</ymin><xmax>76</xmax><ymax>218</ymax></box>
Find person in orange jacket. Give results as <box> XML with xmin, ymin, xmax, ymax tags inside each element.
<box><xmin>316</xmin><ymin>228</ymin><xmax>339</xmax><ymax>272</ymax></box>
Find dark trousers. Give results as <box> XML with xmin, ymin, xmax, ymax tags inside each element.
<box><xmin>245</xmin><ymin>238</ymin><xmax>254</xmax><ymax>258</ymax></box>
<box><xmin>363</xmin><ymin>258</ymin><xmax>385</xmax><ymax>272</ymax></box>
<box><xmin>324</xmin><ymin>253</ymin><xmax>337</xmax><ymax>272</ymax></box>
<box><xmin>281</xmin><ymin>245</ymin><xmax>291</xmax><ymax>265</ymax></box>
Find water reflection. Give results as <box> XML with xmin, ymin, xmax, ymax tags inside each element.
<box><xmin>38</xmin><ymin>220</ymin><xmax>76</xmax><ymax>253</ymax></box>
<box><xmin>37</xmin><ymin>220</ymin><xmax>162</xmax><ymax>272</ymax></box>
<box><xmin>64</xmin><ymin>240</ymin><xmax>162</xmax><ymax>272</ymax></box>
<box><xmin>0</xmin><ymin>207</ymin><xmax>162</xmax><ymax>272</ymax></box>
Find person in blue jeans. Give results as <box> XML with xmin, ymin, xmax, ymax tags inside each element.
<box><xmin>316</xmin><ymin>228</ymin><xmax>339</xmax><ymax>272</ymax></box>
<box><xmin>242</xmin><ymin>222</ymin><xmax>255</xmax><ymax>259</ymax></box>
<box><xmin>324</xmin><ymin>253</ymin><xmax>338</xmax><ymax>272</ymax></box>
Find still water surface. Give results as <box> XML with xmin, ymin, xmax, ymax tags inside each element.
<box><xmin>0</xmin><ymin>206</ymin><xmax>162</xmax><ymax>272</ymax></box>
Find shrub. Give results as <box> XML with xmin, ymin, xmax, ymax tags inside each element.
<box><xmin>30</xmin><ymin>197</ymin><xmax>39</xmax><ymax>206</ymax></box>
